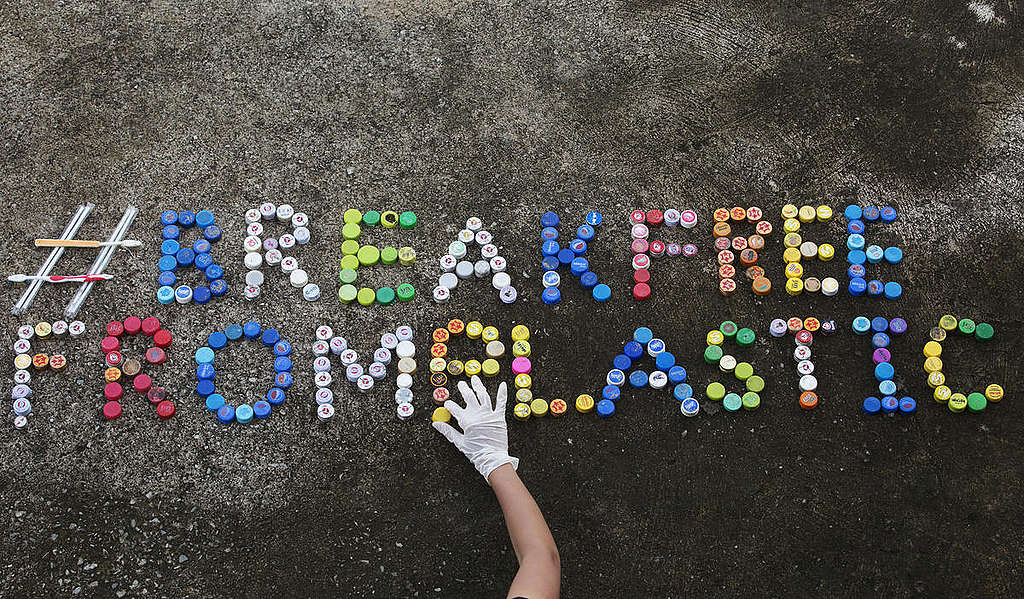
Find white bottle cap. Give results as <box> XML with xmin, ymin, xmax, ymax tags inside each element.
<box><xmin>12</xmin><ymin>384</ymin><xmax>32</xmax><ymax>400</ymax></box>
<box><xmin>247</xmin><ymin>222</ymin><xmax>264</xmax><ymax>237</ymax></box>
<box><xmin>291</xmin><ymin>212</ymin><xmax>309</xmax><ymax>228</ymax></box>
<box><xmin>475</xmin><ymin>230</ymin><xmax>493</xmax><ymax>245</ymax></box>
<box><xmin>395</xmin><ymin>388</ymin><xmax>414</xmax><ymax>404</ymax></box>
<box><xmin>245</xmin><ymin>270</ymin><xmax>265</xmax><ymax>287</ymax></box>
<box><xmin>821</xmin><ymin>277</ymin><xmax>839</xmax><ymax>296</ymax></box>
<box><xmin>281</xmin><ymin>256</ymin><xmax>298</xmax><ymax>273</ymax></box>
<box><xmin>439</xmin><ymin>255</ymin><xmax>457</xmax><ymax>273</ymax></box>
<box><xmin>17</xmin><ymin>325</ymin><xmax>34</xmax><ymax>340</ymax></box>
<box><xmin>276</xmin><ymin>204</ymin><xmax>294</xmax><ymax>223</ymax></box>
<box><xmin>13</xmin><ymin>397</ymin><xmax>32</xmax><ymax>416</ymax></box>
<box><xmin>340</xmin><ymin>348</ymin><xmax>358</xmax><ymax>365</ymax></box>
<box><xmin>315</xmin><ymin>371</ymin><xmax>333</xmax><ymax>387</ymax></box>
<box><xmin>244</xmin><ymin>285</ymin><xmax>260</xmax><ymax>300</ymax></box>
<box><xmin>175</xmin><ymin>285</ymin><xmax>193</xmax><ymax>304</ymax></box>
<box><xmin>474</xmin><ymin>260</ymin><xmax>491</xmax><ymax>278</ymax></box>
<box><xmin>313</xmin><ymin>356</ymin><xmax>332</xmax><ymax>372</ymax></box>
<box><xmin>315</xmin><ymin>388</ymin><xmax>334</xmax><ymax>404</ymax></box>
<box><xmin>69</xmin><ymin>321</ymin><xmax>86</xmax><ymax>336</ymax></box>
<box><xmin>793</xmin><ymin>346</ymin><xmax>812</xmax><ymax>361</ymax></box>
<box><xmin>317</xmin><ymin>403</ymin><xmax>335</xmax><ymax>421</ymax></box>
<box><xmin>302</xmin><ymin>283</ymin><xmax>320</xmax><ymax>301</ymax></box>
<box><xmin>649</xmin><ymin>371</ymin><xmax>668</xmax><ymax>389</ymax></box>
<box><xmin>315</xmin><ymin>325</ymin><xmax>334</xmax><ymax>341</ymax></box>
<box><xmin>52</xmin><ymin>321</ymin><xmax>68</xmax><ymax>336</ymax></box>
<box><xmin>448</xmin><ymin>241</ymin><xmax>467</xmax><ymax>259</ymax></box>
<box><xmin>492</xmin><ymin>272</ymin><xmax>512</xmax><ymax>290</ymax></box>
<box><xmin>799</xmin><ymin>374</ymin><xmax>818</xmax><ymax>392</ymax></box>
<box><xmin>13</xmin><ymin>415</ymin><xmax>28</xmax><ymax>429</ymax></box>
<box><xmin>311</xmin><ymin>340</ymin><xmax>330</xmax><ymax>356</ymax></box>
<box><xmin>356</xmin><ymin>375</ymin><xmax>374</xmax><ymax>391</ymax></box>
<box><xmin>395</xmin><ymin>340</ymin><xmax>415</xmax><ymax>359</ymax></box>
<box><xmin>245</xmin><ymin>208</ymin><xmax>261</xmax><ymax>223</ymax></box>
<box><xmin>368</xmin><ymin>362</ymin><xmax>387</xmax><ymax>380</ymax></box>
<box><xmin>458</xmin><ymin>229</ymin><xmax>475</xmax><ymax>243</ymax></box>
<box><xmin>542</xmin><ymin>271</ymin><xmax>560</xmax><ymax>288</ymax></box>
<box><xmin>797</xmin><ymin>360</ymin><xmax>814</xmax><ymax>375</ymax></box>
<box><xmin>397</xmin><ymin>403</ymin><xmax>414</xmax><ymax>420</ymax></box>
<box><xmin>244</xmin><ymin>252</ymin><xmax>263</xmax><ymax>270</ymax></box>
<box><xmin>265</xmin><ymin>249</ymin><xmax>283</xmax><ymax>265</ymax></box>
<box><xmin>680</xmin><ymin>210</ymin><xmax>698</xmax><ymax>228</ymax></box>
<box><xmin>293</xmin><ymin>227</ymin><xmax>311</xmax><ymax>245</ymax></box>
<box><xmin>279</xmin><ymin>234</ymin><xmax>296</xmax><ymax>250</ymax></box>
<box><xmin>374</xmin><ymin>347</ymin><xmax>392</xmax><ymax>365</ymax></box>
<box><xmin>719</xmin><ymin>355</ymin><xmax>737</xmax><ymax>372</ymax></box>
<box><xmin>489</xmin><ymin>256</ymin><xmax>507</xmax><ymax>273</ymax></box>
<box><xmin>466</xmin><ymin>217</ymin><xmax>483</xmax><ymax>231</ymax></box>
<box><xmin>346</xmin><ymin>363</ymin><xmax>364</xmax><ymax>382</ymax></box>
<box><xmin>14</xmin><ymin>339</ymin><xmax>31</xmax><ymax>354</ymax></box>
<box><xmin>331</xmin><ymin>337</ymin><xmax>348</xmax><ymax>355</ymax></box>
<box><xmin>481</xmin><ymin>244</ymin><xmax>498</xmax><ymax>259</ymax></box>
<box><xmin>289</xmin><ymin>269</ymin><xmax>308</xmax><ymax>288</ymax></box>
<box><xmin>433</xmin><ymin>286</ymin><xmax>450</xmax><ymax>303</ymax></box>
<box><xmin>244</xmin><ymin>236</ymin><xmax>262</xmax><ymax>252</ymax></box>
<box><xmin>380</xmin><ymin>333</ymin><xmax>398</xmax><ymax>350</ymax></box>
<box><xmin>259</xmin><ymin>202</ymin><xmax>277</xmax><ymax>220</ymax></box>
<box><xmin>455</xmin><ymin>261</ymin><xmax>474</xmax><ymax>279</ymax></box>
<box><xmin>14</xmin><ymin>370</ymin><xmax>30</xmax><ymax>384</ymax></box>
<box><xmin>396</xmin><ymin>326</ymin><xmax>413</xmax><ymax>341</ymax></box>
<box><xmin>396</xmin><ymin>373</ymin><xmax>413</xmax><ymax>389</ymax></box>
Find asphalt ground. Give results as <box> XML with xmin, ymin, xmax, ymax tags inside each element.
<box><xmin>2</xmin><ymin>1</ymin><xmax>1023</xmax><ymax>597</ymax></box>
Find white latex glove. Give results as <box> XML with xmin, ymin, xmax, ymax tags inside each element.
<box><xmin>433</xmin><ymin>375</ymin><xmax>519</xmax><ymax>483</ymax></box>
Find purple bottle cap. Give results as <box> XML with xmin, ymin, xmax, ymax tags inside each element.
<box><xmin>889</xmin><ymin>318</ymin><xmax>908</xmax><ymax>335</ymax></box>
<box><xmin>666</xmin><ymin>243</ymin><xmax>681</xmax><ymax>257</ymax></box>
<box><xmin>683</xmin><ymin>243</ymin><xmax>698</xmax><ymax>257</ymax></box>
<box><xmin>872</xmin><ymin>348</ymin><xmax>891</xmax><ymax>364</ymax></box>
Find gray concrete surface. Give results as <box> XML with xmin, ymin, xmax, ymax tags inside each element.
<box><xmin>2</xmin><ymin>1</ymin><xmax>1023</xmax><ymax>597</ymax></box>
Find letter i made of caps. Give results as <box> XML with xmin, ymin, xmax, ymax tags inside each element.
<box><xmin>769</xmin><ymin>316</ymin><xmax>837</xmax><ymax>410</ymax></box>
<box><xmin>435</xmin><ymin>216</ymin><xmax>517</xmax><ymax>304</ymax></box>
<box><xmin>627</xmin><ymin>208</ymin><xmax>699</xmax><ymax>301</ymax></box>
<box><xmin>338</xmin><ymin>209</ymin><xmax>417</xmax><ymax>306</ymax></box>
<box><xmin>11</xmin><ymin>321</ymin><xmax>83</xmax><ymax>429</ymax></box>
<box><xmin>852</xmin><ymin>316</ymin><xmax>915</xmax><ymax>414</ymax></box>
<box><xmin>157</xmin><ymin>209</ymin><xmax>227</xmax><ymax>305</ymax></box>
<box><xmin>242</xmin><ymin>202</ymin><xmax>319</xmax><ymax>301</ymax></box>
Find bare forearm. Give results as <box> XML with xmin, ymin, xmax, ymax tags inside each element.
<box><xmin>489</xmin><ymin>464</ymin><xmax>560</xmax><ymax>599</ymax></box>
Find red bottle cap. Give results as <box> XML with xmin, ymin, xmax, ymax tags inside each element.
<box><xmin>632</xmin><ymin>283</ymin><xmax>651</xmax><ymax>301</ymax></box>
<box><xmin>645</xmin><ymin>210</ymin><xmax>663</xmax><ymax>226</ymax></box>
<box><xmin>145</xmin><ymin>347</ymin><xmax>166</xmax><ymax>365</ymax></box>
<box><xmin>649</xmin><ymin>240</ymin><xmax>665</xmax><ymax>256</ymax></box>
<box><xmin>153</xmin><ymin>329</ymin><xmax>173</xmax><ymax>348</ymax></box>
<box><xmin>629</xmin><ymin>210</ymin><xmax>646</xmax><ymax>224</ymax></box>
<box><xmin>104</xmin><ymin>382</ymin><xmax>123</xmax><ymax>401</ymax></box>
<box><xmin>133</xmin><ymin>374</ymin><xmax>153</xmax><ymax>393</ymax></box>
<box><xmin>100</xmin><ymin>336</ymin><xmax>121</xmax><ymax>354</ymax></box>
<box><xmin>634</xmin><ymin>268</ymin><xmax>650</xmax><ymax>284</ymax></box>
<box><xmin>123</xmin><ymin>316</ymin><xmax>142</xmax><ymax>335</ymax></box>
<box><xmin>106</xmin><ymin>321</ymin><xmax>125</xmax><ymax>337</ymax></box>
<box><xmin>105</xmin><ymin>351</ymin><xmax>123</xmax><ymax>367</ymax></box>
<box><xmin>156</xmin><ymin>400</ymin><xmax>175</xmax><ymax>419</ymax></box>
<box><xmin>148</xmin><ymin>387</ymin><xmax>167</xmax><ymax>404</ymax></box>
<box><xmin>102</xmin><ymin>401</ymin><xmax>122</xmax><ymax>420</ymax></box>
<box><xmin>141</xmin><ymin>317</ymin><xmax>161</xmax><ymax>336</ymax></box>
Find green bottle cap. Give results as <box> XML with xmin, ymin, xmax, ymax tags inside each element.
<box><xmin>974</xmin><ymin>322</ymin><xmax>994</xmax><ymax>341</ymax></box>
<box><xmin>340</xmin><ymin>254</ymin><xmax>359</xmax><ymax>271</ymax></box>
<box><xmin>342</xmin><ymin>222</ymin><xmax>361</xmax><ymax>240</ymax></box>
<box><xmin>967</xmin><ymin>392</ymin><xmax>987</xmax><ymax>412</ymax></box>
<box><xmin>745</xmin><ymin>375</ymin><xmax>765</xmax><ymax>393</ymax></box>
<box><xmin>362</xmin><ymin>210</ymin><xmax>381</xmax><ymax>226</ymax></box>
<box><xmin>723</xmin><ymin>393</ymin><xmax>742</xmax><ymax>411</ymax></box>
<box><xmin>381</xmin><ymin>246</ymin><xmax>399</xmax><ymax>265</ymax></box>
<box><xmin>734</xmin><ymin>362</ymin><xmax>753</xmax><ymax>381</ymax></box>
<box><xmin>704</xmin><ymin>345</ymin><xmax>723</xmax><ymax>364</ymax></box>
<box><xmin>397</xmin><ymin>283</ymin><xmax>415</xmax><ymax>301</ymax></box>
<box><xmin>958</xmin><ymin>318</ymin><xmax>976</xmax><ymax>335</ymax></box>
<box><xmin>741</xmin><ymin>391</ymin><xmax>760</xmax><ymax>410</ymax></box>
<box><xmin>341</xmin><ymin>239</ymin><xmax>360</xmax><ymax>255</ymax></box>
<box><xmin>720</xmin><ymin>321</ymin><xmax>738</xmax><ymax>338</ymax></box>
<box><xmin>357</xmin><ymin>245</ymin><xmax>380</xmax><ymax>266</ymax></box>
<box><xmin>339</xmin><ymin>268</ymin><xmax>358</xmax><ymax>284</ymax></box>
<box><xmin>343</xmin><ymin>209</ymin><xmax>362</xmax><ymax>224</ymax></box>
<box><xmin>376</xmin><ymin>287</ymin><xmax>396</xmax><ymax>305</ymax></box>
<box><xmin>338</xmin><ymin>284</ymin><xmax>358</xmax><ymax>303</ymax></box>
<box><xmin>356</xmin><ymin>287</ymin><xmax>376</xmax><ymax>306</ymax></box>
<box><xmin>399</xmin><ymin>211</ymin><xmax>417</xmax><ymax>229</ymax></box>
<box><xmin>736</xmin><ymin>328</ymin><xmax>756</xmax><ymax>346</ymax></box>
<box><xmin>706</xmin><ymin>382</ymin><xmax>726</xmax><ymax>401</ymax></box>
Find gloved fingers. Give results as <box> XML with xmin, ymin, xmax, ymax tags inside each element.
<box><xmin>432</xmin><ymin>421</ymin><xmax>465</xmax><ymax>449</ymax></box>
<box><xmin>471</xmin><ymin>375</ymin><xmax>491</xmax><ymax>410</ymax></box>
<box><xmin>494</xmin><ymin>381</ymin><xmax>508</xmax><ymax>413</ymax></box>
<box><xmin>443</xmin><ymin>400</ymin><xmax>466</xmax><ymax>423</ymax></box>
<box><xmin>458</xmin><ymin>379</ymin><xmax>481</xmax><ymax>409</ymax></box>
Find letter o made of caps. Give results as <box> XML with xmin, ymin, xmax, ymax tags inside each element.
<box><xmin>196</xmin><ymin>321</ymin><xmax>292</xmax><ymax>424</ymax></box>
<box><xmin>100</xmin><ymin>317</ymin><xmax>176</xmax><ymax>421</ymax></box>
<box><xmin>337</xmin><ymin>208</ymin><xmax>417</xmax><ymax>307</ymax></box>
<box><xmin>926</xmin><ymin>315</ymin><xmax>1001</xmax><ymax>414</ymax></box>
<box><xmin>711</xmin><ymin>206</ymin><xmax>773</xmax><ymax>297</ymax></box>
<box><xmin>703</xmin><ymin>321</ymin><xmax>763</xmax><ymax>412</ymax></box>
<box><xmin>11</xmin><ymin>320</ymin><xmax>80</xmax><ymax>429</ymax></box>
<box><xmin>157</xmin><ymin>209</ymin><xmax>227</xmax><ymax>305</ymax></box>
<box><xmin>242</xmin><ymin>202</ymin><xmax>319</xmax><ymax>302</ymax></box>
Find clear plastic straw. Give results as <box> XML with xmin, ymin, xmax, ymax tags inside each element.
<box><xmin>65</xmin><ymin>205</ymin><xmax>137</xmax><ymax>318</ymax></box>
<box><xmin>12</xmin><ymin>203</ymin><xmax>94</xmax><ymax>314</ymax></box>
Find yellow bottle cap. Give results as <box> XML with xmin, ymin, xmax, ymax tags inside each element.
<box><xmin>343</xmin><ymin>208</ymin><xmax>363</xmax><ymax>224</ymax></box>
<box><xmin>14</xmin><ymin>354</ymin><xmax>32</xmax><ymax>370</ymax></box>
<box><xmin>530</xmin><ymin>398</ymin><xmax>549</xmax><ymax>417</ymax></box>
<box><xmin>785</xmin><ymin>263</ymin><xmax>804</xmax><ymax>279</ymax></box>
<box><xmin>429</xmin><ymin>357</ymin><xmax>447</xmax><ymax>373</ymax></box>
<box><xmin>398</xmin><ymin>246</ymin><xmax>416</xmax><ymax>265</ymax></box>
<box><xmin>816</xmin><ymin>205</ymin><xmax>833</xmax><ymax>221</ymax></box>
<box><xmin>818</xmin><ymin>244</ymin><xmax>835</xmax><ymax>261</ymax></box>
<box><xmin>357</xmin><ymin>287</ymin><xmax>376</xmax><ymax>306</ymax></box>
<box><xmin>32</xmin><ymin>354</ymin><xmax>48</xmax><ymax>369</ymax></box>
<box><xmin>781</xmin><ymin>204</ymin><xmax>799</xmax><ymax>219</ymax></box>
<box><xmin>486</xmin><ymin>341</ymin><xmax>505</xmax><ymax>358</ymax></box>
<box><xmin>985</xmin><ymin>384</ymin><xmax>1003</xmax><ymax>402</ymax></box>
<box><xmin>432</xmin><ymin>407</ymin><xmax>452</xmax><ymax>423</ymax></box>
<box><xmin>340</xmin><ymin>254</ymin><xmax>359</xmax><ymax>271</ymax></box>
<box><xmin>513</xmin><ymin>403</ymin><xmax>532</xmax><ymax>421</ymax></box>
<box><xmin>466</xmin><ymin>321</ymin><xmax>483</xmax><ymax>339</ymax></box>
<box><xmin>381</xmin><ymin>210</ymin><xmax>399</xmax><ymax>228</ymax></box>
<box><xmin>512</xmin><ymin>340</ymin><xmax>532</xmax><ymax>357</ymax></box>
<box><xmin>398</xmin><ymin>357</ymin><xmax>417</xmax><ymax>374</ymax></box>
<box><xmin>924</xmin><ymin>356</ymin><xmax>943</xmax><ymax>373</ymax></box>
<box><xmin>342</xmin><ymin>222</ymin><xmax>361</xmax><ymax>240</ymax></box>
<box><xmin>783</xmin><ymin>218</ymin><xmax>801</xmax><ymax>233</ymax></box>
<box><xmin>948</xmin><ymin>393</ymin><xmax>967</xmax><ymax>413</ymax></box>
<box><xmin>939</xmin><ymin>315</ymin><xmax>958</xmax><ymax>331</ymax></box>
<box><xmin>516</xmin><ymin>388</ymin><xmax>533</xmax><ymax>403</ymax></box>
<box><xmin>464</xmin><ymin>360</ymin><xmax>482</xmax><ymax>376</ymax></box>
<box><xmin>446</xmin><ymin>360</ymin><xmax>464</xmax><ymax>376</ymax></box>
<box><xmin>481</xmin><ymin>359</ymin><xmax>500</xmax><ymax>377</ymax></box>
<box><xmin>35</xmin><ymin>322</ymin><xmax>52</xmax><ymax>338</ymax></box>
<box><xmin>104</xmin><ymin>367</ymin><xmax>122</xmax><ymax>382</ymax></box>
<box><xmin>511</xmin><ymin>325</ymin><xmax>530</xmax><ymax>341</ymax></box>
<box><xmin>341</xmin><ymin>239</ymin><xmax>360</xmax><ymax>255</ymax></box>
<box><xmin>783</xmin><ymin>233</ymin><xmax>802</xmax><ymax>248</ymax></box>
<box><xmin>923</xmin><ymin>341</ymin><xmax>942</xmax><ymax>358</ymax></box>
<box><xmin>515</xmin><ymin>373</ymin><xmax>532</xmax><ymax>389</ymax></box>
<box><xmin>785</xmin><ymin>278</ymin><xmax>803</xmax><ymax>295</ymax></box>
<box><xmin>933</xmin><ymin>385</ymin><xmax>951</xmax><ymax>402</ymax></box>
<box><xmin>575</xmin><ymin>394</ymin><xmax>595</xmax><ymax>413</ymax></box>
<box><xmin>798</xmin><ymin>205</ymin><xmax>816</xmax><ymax>223</ymax></box>
<box><xmin>482</xmin><ymin>326</ymin><xmax>500</xmax><ymax>342</ymax></box>
<box><xmin>927</xmin><ymin>371</ymin><xmax>945</xmax><ymax>388</ymax></box>
<box><xmin>550</xmin><ymin>398</ymin><xmax>567</xmax><ymax>417</ymax></box>
<box><xmin>706</xmin><ymin>330</ymin><xmax>725</xmax><ymax>346</ymax></box>
<box><xmin>447</xmin><ymin>319</ymin><xmax>465</xmax><ymax>335</ymax></box>
<box><xmin>783</xmin><ymin>247</ymin><xmax>801</xmax><ymax>263</ymax></box>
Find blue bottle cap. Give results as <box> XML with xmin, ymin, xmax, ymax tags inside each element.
<box><xmin>205</xmin><ymin>264</ymin><xmax>224</xmax><ymax>281</ymax></box>
<box><xmin>541</xmin><ymin>240</ymin><xmax>560</xmax><ymax>257</ymax></box>
<box><xmin>634</xmin><ymin>328</ymin><xmax>654</xmax><ymax>344</ymax></box>
<box><xmin>253</xmin><ymin>400</ymin><xmax>272</xmax><ymax>419</ymax></box>
<box><xmin>883</xmin><ymin>282</ymin><xmax>902</xmax><ymax>300</ymax></box>
<box><xmin>557</xmin><ymin>249</ymin><xmax>575</xmax><ymax>265</ymax></box>
<box><xmin>668</xmin><ymin>365</ymin><xmax>687</xmax><ymax>383</ymax></box>
<box><xmin>847</xmin><ymin>264</ymin><xmax>866</xmax><ymax>279</ymax></box>
<box><xmin>849</xmin><ymin>278</ymin><xmax>867</xmax><ymax>296</ymax></box>
<box><xmin>161</xmin><ymin>239</ymin><xmax>180</xmax><ymax>255</ymax></box>
<box><xmin>193</xmin><ymin>239</ymin><xmax>212</xmax><ymax>254</ymax></box>
<box><xmin>866</xmin><ymin>280</ymin><xmax>884</xmax><ymax>296</ymax></box>
<box><xmin>195</xmin><ymin>209</ymin><xmax>215</xmax><ymax>228</ymax></box>
<box><xmin>194</xmin><ymin>252</ymin><xmax>214</xmax><ymax>271</ymax></box>
<box><xmin>601</xmin><ymin>385</ymin><xmax>620</xmax><ymax>402</ymax></box>
<box><xmin>596</xmin><ymin>399</ymin><xmax>615</xmax><ymax>418</ymax></box>
<box><xmin>541</xmin><ymin>212</ymin><xmax>559</xmax><ymax>227</ymax></box>
<box><xmin>647</xmin><ymin>339</ymin><xmax>665</xmax><ymax>355</ymax></box>
<box><xmin>883</xmin><ymin>247</ymin><xmax>903</xmax><ymax>264</ymax></box>
<box><xmin>216</xmin><ymin>404</ymin><xmax>236</xmax><ymax>423</ymax></box>
<box><xmin>576</xmin><ymin>224</ymin><xmax>595</xmax><ymax>241</ymax></box>
<box><xmin>195</xmin><ymin>346</ymin><xmax>215</xmax><ymax>364</ymax></box>
<box><xmin>192</xmin><ymin>286</ymin><xmax>212</xmax><ymax>304</ymax></box>
<box><xmin>205</xmin><ymin>393</ymin><xmax>225</xmax><ymax>411</ymax></box>
<box><xmin>580</xmin><ymin>271</ymin><xmax>598</xmax><ymax>289</ymax></box>
<box><xmin>209</xmin><ymin>279</ymin><xmax>228</xmax><ymax>296</ymax></box>
<box><xmin>208</xmin><ymin>331</ymin><xmax>228</xmax><ymax>350</ymax></box>
<box><xmin>261</xmin><ymin>328</ymin><xmax>281</xmax><ymax>347</ymax></box>
<box><xmin>606</xmin><ymin>369</ymin><xmax>626</xmax><ymax>386</ymax></box>
<box><xmin>880</xmin><ymin>396</ymin><xmax>898</xmax><ymax>413</ymax></box>
<box><xmin>673</xmin><ymin>383</ymin><xmax>693</xmax><ymax>402</ymax></box>
<box><xmin>161</xmin><ymin>224</ymin><xmax>180</xmax><ymax>240</ymax></box>
<box><xmin>157</xmin><ymin>271</ymin><xmax>176</xmax><ymax>287</ymax></box>
<box><xmin>160</xmin><ymin>210</ymin><xmax>179</xmax><ymax>226</ymax></box>
<box><xmin>203</xmin><ymin>225</ymin><xmax>222</xmax><ymax>241</ymax></box>
<box><xmin>656</xmin><ymin>352</ymin><xmax>676</xmax><ymax>371</ymax></box>
<box><xmin>862</xmin><ymin>206</ymin><xmax>880</xmax><ymax>221</ymax></box>
<box><xmin>197</xmin><ymin>363</ymin><xmax>215</xmax><ymax>380</ymax></box>
<box><xmin>624</xmin><ymin>341</ymin><xmax>643</xmax><ymax>360</ymax></box>
<box><xmin>871</xmin><ymin>332</ymin><xmax>890</xmax><ymax>348</ymax></box>
<box><xmin>852</xmin><ymin>316</ymin><xmax>871</xmax><ymax>334</ymax></box>
<box><xmin>628</xmin><ymin>370</ymin><xmax>649</xmax><ymax>388</ymax></box>
<box><xmin>898</xmin><ymin>397</ymin><xmax>916</xmax><ymax>413</ymax></box>
<box><xmin>541</xmin><ymin>256</ymin><xmax>559</xmax><ymax>270</ymax></box>
<box><xmin>157</xmin><ymin>255</ymin><xmax>178</xmax><ymax>272</ymax></box>
<box><xmin>225</xmin><ymin>324</ymin><xmax>243</xmax><ymax>340</ymax></box>
<box><xmin>612</xmin><ymin>354</ymin><xmax>632</xmax><ymax>371</ymax></box>
<box><xmin>541</xmin><ymin>226</ymin><xmax>559</xmax><ymax>241</ymax></box>
<box><xmin>865</xmin><ymin>245</ymin><xmax>884</xmax><ymax>264</ymax></box>
<box><xmin>870</xmin><ymin>317</ymin><xmax>889</xmax><ymax>332</ymax></box>
<box><xmin>274</xmin><ymin>372</ymin><xmax>293</xmax><ymax>388</ymax></box>
<box><xmin>274</xmin><ymin>340</ymin><xmax>292</xmax><ymax>356</ymax></box>
<box><xmin>177</xmin><ymin>211</ymin><xmax>196</xmax><ymax>227</ymax></box>
<box><xmin>175</xmin><ymin>248</ymin><xmax>195</xmax><ymax>267</ymax></box>
<box><xmin>878</xmin><ymin>379</ymin><xmax>897</xmax><ymax>395</ymax></box>
<box><xmin>846</xmin><ymin>219</ymin><xmax>865</xmax><ymax>234</ymax></box>
<box><xmin>570</xmin><ymin>257</ymin><xmax>589</xmax><ymax>276</ymax></box>
<box><xmin>888</xmin><ymin>318</ymin><xmax>907</xmax><ymax>335</ymax></box>
<box><xmin>157</xmin><ymin>286</ymin><xmax>175</xmax><ymax>304</ymax></box>
<box><xmin>196</xmin><ymin>379</ymin><xmax>216</xmax><ymax>397</ymax></box>
<box><xmin>542</xmin><ymin>271</ymin><xmax>561</xmax><ymax>287</ymax></box>
<box><xmin>569</xmin><ymin>239</ymin><xmax>588</xmax><ymax>254</ymax></box>
<box><xmin>880</xmin><ymin>206</ymin><xmax>897</xmax><ymax>222</ymax></box>
<box><xmin>175</xmin><ymin>285</ymin><xmax>193</xmax><ymax>303</ymax></box>
<box><xmin>592</xmin><ymin>284</ymin><xmax>611</xmax><ymax>302</ymax></box>
<box><xmin>847</xmin><ymin>249</ymin><xmax>866</xmax><ymax>265</ymax></box>
<box><xmin>266</xmin><ymin>387</ymin><xmax>286</xmax><ymax>405</ymax></box>
<box><xmin>862</xmin><ymin>396</ymin><xmax>881</xmax><ymax>414</ymax></box>
<box><xmin>274</xmin><ymin>356</ymin><xmax>292</xmax><ymax>372</ymax></box>
<box><xmin>844</xmin><ymin>205</ymin><xmax>863</xmax><ymax>220</ymax></box>
<box><xmin>846</xmin><ymin>234</ymin><xmax>865</xmax><ymax>251</ymax></box>
<box><xmin>235</xmin><ymin>404</ymin><xmax>254</xmax><ymax>423</ymax></box>
<box><xmin>680</xmin><ymin>397</ymin><xmax>700</xmax><ymax>417</ymax></box>
<box><xmin>874</xmin><ymin>362</ymin><xmax>895</xmax><ymax>381</ymax></box>
<box><xmin>541</xmin><ymin>287</ymin><xmax>561</xmax><ymax>305</ymax></box>
<box><xmin>243</xmin><ymin>321</ymin><xmax>261</xmax><ymax>339</ymax></box>
<box><xmin>585</xmin><ymin>211</ymin><xmax>603</xmax><ymax>226</ymax></box>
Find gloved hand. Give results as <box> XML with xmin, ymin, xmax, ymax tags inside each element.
<box><xmin>433</xmin><ymin>375</ymin><xmax>519</xmax><ymax>483</ymax></box>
